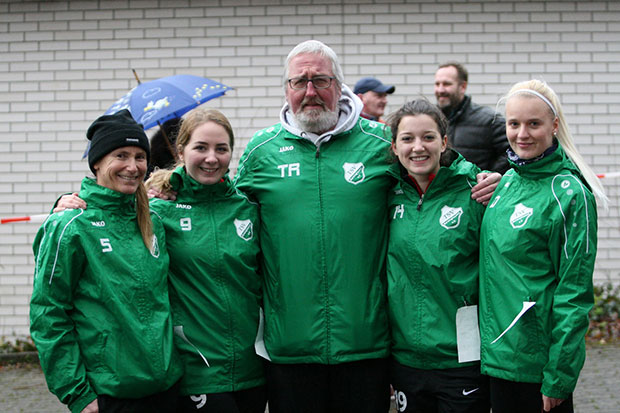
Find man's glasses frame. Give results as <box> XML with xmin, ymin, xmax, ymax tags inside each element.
<box><xmin>287</xmin><ymin>76</ymin><xmax>337</xmax><ymax>90</ymax></box>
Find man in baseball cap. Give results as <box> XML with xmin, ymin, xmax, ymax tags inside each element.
<box><xmin>353</xmin><ymin>77</ymin><xmax>396</xmax><ymax>122</ymax></box>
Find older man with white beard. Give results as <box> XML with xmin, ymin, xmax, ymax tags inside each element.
<box><xmin>234</xmin><ymin>40</ymin><xmax>394</xmax><ymax>413</ymax></box>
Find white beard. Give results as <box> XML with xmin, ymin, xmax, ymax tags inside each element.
<box><xmin>293</xmin><ymin>108</ymin><xmax>339</xmax><ymax>134</ymax></box>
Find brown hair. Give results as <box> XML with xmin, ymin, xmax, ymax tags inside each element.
<box><xmin>145</xmin><ymin>107</ymin><xmax>234</xmax><ymax>193</ymax></box>
<box><xmin>176</xmin><ymin>107</ymin><xmax>234</xmax><ymax>151</ymax></box>
<box><xmin>385</xmin><ymin>98</ymin><xmax>451</xmax><ymax>166</ymax></box>
<box><xmin>438</xmin><ymin>61</ymin><xmax>468</xmax><ymax>83</ymax></box>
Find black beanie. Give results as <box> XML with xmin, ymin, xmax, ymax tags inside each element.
<box><xmin>86</xmin><ymin>109</ymin><xmax>150</xmax><ymax>174</ymax></box>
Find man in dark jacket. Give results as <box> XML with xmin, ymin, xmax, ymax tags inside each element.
<box><xmin>435</xmin><ymin>62</ymin><xmax>509</xmax><ymax>173</ymax></box>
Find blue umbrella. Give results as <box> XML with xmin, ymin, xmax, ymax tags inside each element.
<box><xmin>83</xmin><ymin>74</ymin><xmax>232</xmax><ymax>158</ymax></box>
<box><xmin>104</xmin><ymin>74</ymin><xmax>232</xmax><ymax>129</ymax></box>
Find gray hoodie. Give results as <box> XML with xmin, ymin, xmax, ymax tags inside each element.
<box><xmin>279</xmin><ymin>84</ymin><xmax>364</xmax><ymax>147</ymax></box>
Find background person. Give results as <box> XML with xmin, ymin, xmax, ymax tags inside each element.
<box><xmin>354</xmin><ymin>76</ymin><xmax>395</xmax><ymax>122</ymax></box>
<box><xmin>148</xmin><ymin>116</ymin><xmax>182</xmax><ymax>176</ymax></box>
<box><xmin>479</xmin><ymin>80</ymin><xmax>607</xmax><ymax>413</ymax></box>
<box><xmin>386</xmin><ymin>99</ymin><xmax>489</xmax><ymax>413</ymax></box>
<box><xmin>30</xmin><ymin>109</ymin><xmax>182</xmax><ymax>413</ymax></box>
<box><xmin>434</xmin><ymin>62</ymin><xmax>509</xmax><ymax>173</ymax></box>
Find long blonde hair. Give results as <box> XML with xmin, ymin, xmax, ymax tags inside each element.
<box><xmin>135</xmin><ymin>183</ymin><xmax>154</xmax><ymax>250</ymax></box>
<box><xmin>146</xmin><ymin>107</ymin><xmax>234</xmax><ymax>192</ymax></box>
<box><xmin>504</xmin><ymin>79</ymin><xmax>608</xmax><ymax>208</ymax></box>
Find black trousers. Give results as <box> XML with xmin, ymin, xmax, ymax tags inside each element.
<box><xmin>176</xmin><ymin>385</ymin><xmax>267</xmax><ymax>413</ymax></box>
<box><xmin>489</xmin><ymin>377</ymin><xmax>574</xmax><ymax>413</ymax></box>
<box><xmin>97</xmin><ymin>382</ymin><xmax>179</xmax><ymax>413</ymax></box>
<box><xmin>265</xmin><ymin>357</ymin><xmax>391</xmax><ymax>413</ymax></box>
<box><xmin>390</xmin><ymin>360</ymin><xmax>490</xmax><ymax>413</ymax></box>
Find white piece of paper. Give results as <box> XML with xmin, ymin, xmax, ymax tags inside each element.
<box><xmin>174</xmin><ymin>325</ymin><xmax>210</xmax><ymax>366</ymax></box>
<box><xmin>254</xmin><ymin>307</ymin><xmax>271</xmax><ymax>361</ymax></box>
<box><xmin>491</xmin><ymin>301</ymin><xmax>536</xmax><ymax>344</ymax></box>
<box><xmin>456</xmin><ymin>305</ymin><xmax>481</xmax><ymax>363</ymax></box>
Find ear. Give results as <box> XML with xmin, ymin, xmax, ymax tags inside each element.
<box><xmin>553</xmin><ymin>117</ymin><xmax>559</xmax><ymax>135</ymax></box>
<box><xmin>441</xmin><ymin>135</ymin><xmax>448</xmax><ymax>153</ymax></box>
<box><xmin>459</xmin><ymin>81</ymin><xmax>468</xmax><ymax>93</ymax></box>
<box><xmin>391</xmin><ymin>141</ymin><xmax>398</xmax><ymax>155</ymax></box>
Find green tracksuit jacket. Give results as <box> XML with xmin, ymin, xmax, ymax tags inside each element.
<box><xmin>387</xmin><ymin>151</ymin><xmax>485</xmax><ymax>369</ymax></box>
<box><xmin>150</xmin><ymin>167</ymin><xmax>264</xmax><ymax>395</ymax></box>
<box><xmin>234</xmin><ymin>118</ymin><xmax>393</xmax><ymax>364</ymax></box>
<box><xmin>480</xmin><ymin>145</ymin><xmax>597</xmax><ymax>399</ymax></box>
<box><xmin>30</xmin><ymin>178</ymin><xmax>183</xmax><ymax>413</ymax></box>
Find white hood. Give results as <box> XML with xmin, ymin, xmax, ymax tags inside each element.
<box><xmin>279</xmin><ymin>84</ymin><xmax>363</xmax><ymax>146</ymax></box>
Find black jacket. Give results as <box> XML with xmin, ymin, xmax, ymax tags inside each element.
<box><xmin>445</xmin><ymin>95</ymin><xmax>509</xmax><ymax>174</ymax></box>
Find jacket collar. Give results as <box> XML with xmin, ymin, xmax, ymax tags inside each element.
<box><xmin>388</xmin><ymin>149</ymin><xmax>476</xmax><ymax>197</ymax></box>
<box><xmin>507</xmin><ymin>141</ymin><xmax>558</xmax><ymax>166</ymax></box>
<box><xmin>509</xmin><ymin>144</ymin><xmax>577</xmax><ymax>178</ymax></box>
<box><xmin>169</xmin><ymin>165</ymin><xmax>232</xmax><ymax>200</ymax></box>
<box><xmin>79</xmin><ymin>177</ymin><xmax>136</xmax><ymax>214</ymax></box>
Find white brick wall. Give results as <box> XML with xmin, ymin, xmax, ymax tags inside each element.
<box><xmin>1</xmin><ymin>0</ymin><xmax>619</xmax><ymax>337</ymax></box>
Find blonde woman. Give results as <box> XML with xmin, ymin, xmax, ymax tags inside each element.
<box><xmin>479</xmin><ymin>80</ymin><xmax>606</xmax><ymax>413</ymax></box>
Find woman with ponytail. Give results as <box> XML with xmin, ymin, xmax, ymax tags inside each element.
<box><xmin>479</xmin><ymin>80</ymin><xmax>606</xmax><ymax>413</ymax></box>
<box><xmin>30</xmin><ymin>109</ymin><xmax>182</xmax><ymax>413</ymax></box>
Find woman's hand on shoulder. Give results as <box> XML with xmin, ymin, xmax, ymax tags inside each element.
<box><xmin>80</xmin><ymin>399</ymin><xmax>99</xmax><ymax>413</ymax></box>
<box><xmin>471</xmin><ymin>172</ymin><xmax>502</xmax><ymax>206</ymax></box>
<box><xmin>53</xmin><ymin>193</ymin><xmax>87</xmax><ymax>213</ymax></box>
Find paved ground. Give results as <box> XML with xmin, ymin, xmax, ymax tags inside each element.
<box><xmin>1</xmin><ymin>345</ymin><xmax>618</xmax><ymax>412</ymax></box>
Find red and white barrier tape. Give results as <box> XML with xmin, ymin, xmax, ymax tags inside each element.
<box><xmin>1</xmin><ymin>214</ymin><xmax>49</xmax><ymax>224</ymax></box>
<box><xmin>597</xmin><ymin>172</ymin><xmax>620</xmax><ymax>179</ymax></box>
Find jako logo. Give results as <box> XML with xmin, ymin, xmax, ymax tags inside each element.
<box><xmin>176</xmin><ymin>204</ymin><xmax>192</xmax><ymax>209</ymax></box>
<box><xmin>510</xmin><ymin>203</ymin><xmax>533</xmax><ymax>228</ymax></box>
<box><xmin>279</xmin><ymin>145</ymin><xmax>294</xmax><ymax>152</ymax></box>
<box><xmin>91</xmin><ymin>221</ymin><xmax>105</xmax><ymax>227</ymax></box>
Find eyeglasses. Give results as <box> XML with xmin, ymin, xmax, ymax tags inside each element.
<box><xmin>287</xmin><ymin>76</ymin><xmax>336</xmax><ymax>90</ymax></box>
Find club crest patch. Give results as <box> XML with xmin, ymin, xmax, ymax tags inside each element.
<box><xmin>440</xmin><ymin>205</ymin><xmax>463</xmax><ymax>229</ymax></box>
<box><xmin>342</xmin><ymin>162</ymin><xmax>365</xmax><ymax>185</ymax></box>
<box><xmin>234</xmin><ymin>219</ymin><xmax>253</xmax><ymax>241</ymax></box>
<box><xmin>510</xmin><ymin>203</ymin><xmax>533</xmax><ymax>228</ymax></box>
